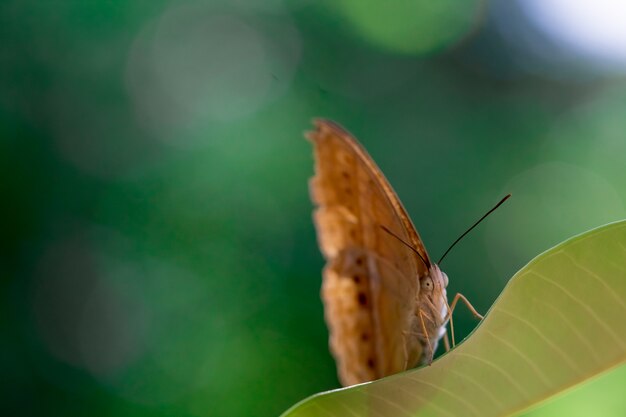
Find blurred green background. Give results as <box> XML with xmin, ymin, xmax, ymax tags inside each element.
<box><xmin>2</xmin><ymin>1</ymin><xmax>626</xmax><ymax>416</ymax></box>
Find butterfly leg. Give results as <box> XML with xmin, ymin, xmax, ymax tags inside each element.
<box><xmin>447</xmin><ymin>299</ymin><xmax>457</xmax><ymax>347</ymax></box>
<box><xmin>418</xmin><ymin>308</ymin><xmax>434</xmax><ymax>365</ymax></box>
<box><xmin>401</xmin><ymin>331</ymin><xmax>409</xmax><ymax>369</ymax></box>
<box><xmin>441</xmin><ymin>297</ymin><xmax>456</xmax><ymax>347</ymax></box>
<box><xmin>449</xmin><ymin>293</ymin><xmax>484</xmax><ymax>320</ymax></box>
<box><xmin>447</xmin><ymin>293</ymin><xmax>483</xmax><ymax>348</ymax></box>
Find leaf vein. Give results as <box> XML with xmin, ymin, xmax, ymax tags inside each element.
<box><xmin>483</xmin><ymin>329</ymin><xmax>553</xmax><ymax>388</ymax></box>
<box><xmin>385</xmin><ymin>380</ymin><xmax>456</xmax><ymax>417</ymax></box>
<box><xmin>447</xmin><ymin>368</ymin><xmax>506</xmax><ymax>412</ymax></box>
<box><xmin>453</xmin><ymin>351</ymin><xmax>531</xmax><ymax>400</ymax></box>
<box><xmin>406</xmin><ymin>377</ymin><xmax>482</xmax><ymax>417</ymax></box>
<box><xmin>531</xmin><ymin>270</ymin><xmax>626</xmax><ymax>349</ymax></box>
<box><xmin>495</xmin><ymin>308</ymin><xmax>584</xmax><ymax>375</ymax></box>
<box><xmin>561</xmin><ymin>252</ymin><xmax>626</xmax><ymax>313</ymax></box>
<box><xmin>535</xmin><ymin>299</ymin><xmax>603</xmax><ymax>365</ymax></box>
<box><xmin>365</xmin><ymin>391</ymin><xmax>417</xmax><ymax>417</ymax></box>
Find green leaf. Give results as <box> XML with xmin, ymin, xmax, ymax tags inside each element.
<box><xmin>282</xmin><ymin>220</ymin><xmax>626</xmax><ymax>417</ymax></box>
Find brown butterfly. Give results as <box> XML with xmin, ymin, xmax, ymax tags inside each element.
<box><xmin>307</xmin><ymin>119</ymin><xmax>507</xmax><ymax>386</ymax></box>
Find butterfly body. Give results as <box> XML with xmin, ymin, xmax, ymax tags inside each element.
<box><xmin>307</xmin><ymin>119</ymin><xmax>450</xmax><ymax>386</ymax></box>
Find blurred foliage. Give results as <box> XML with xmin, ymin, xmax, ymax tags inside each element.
<box><xmin>1</xmin><ymin>1</ymin><xmax>625</xmax><ymax>417</ymax></box>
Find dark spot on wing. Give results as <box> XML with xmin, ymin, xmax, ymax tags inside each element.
<box><xmin>357</xmin><ymin>292</ymin><xmax>367</xmax><ymax>305</ymax></box>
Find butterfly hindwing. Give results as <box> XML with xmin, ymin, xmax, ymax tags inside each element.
<box><xmin>308</xmin><ymin>119</ymin><xmax>432</xmax><ymax>385</ymax></box>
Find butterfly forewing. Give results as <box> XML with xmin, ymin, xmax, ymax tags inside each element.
<box><xmin>308</xmin><ymin>119</ymin><xmax>432</xmax><ymax>386</ymax></box>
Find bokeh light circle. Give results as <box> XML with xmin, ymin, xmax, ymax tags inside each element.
<box><xmin>521</xmin><ymin>0</ymin><xmax>626</xmax><ymax>68</ymax></box>
<box><xmin>152</xmin><ymin>12</ymin><xmax>271</xmax><ymax>122</ymax></box>
<box><xmin>31</xmin><ymin>231</ymin><xmax>150</xmax><ymax>381</ymax></box>
<box><xmin>542</xmin><ymin>86</ymin><xmax>626</xmax><ymax>202</ymax></box>
<box><xmin>126</xmin><ymin>3</ymin><xmax>301</xmax><ymax>147</ymax></box>
<box><xmin>331</xmin><ymin>0</ymin><xmax>484</xmax><ymax>54</ymax></box>
<box><xmin>485</xmin><ymin>162</ymin><xmax>624</xmax><ymax>280</ymax></box>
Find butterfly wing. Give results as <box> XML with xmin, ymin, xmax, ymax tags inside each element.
<box><xmin>307</xmin><ymin>119</ymin><xmax>432</xmax><ymax>386</ymax></box>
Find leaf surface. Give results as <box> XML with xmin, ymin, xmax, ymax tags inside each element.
<box><xmin>283</xmin><ymin>220</ymin><xmax>626</xmax><ymax>417</ymax></box>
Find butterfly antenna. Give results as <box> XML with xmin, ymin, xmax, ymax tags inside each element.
<box><xmin>438</xmin><ymin>194</ymin><xmax>511</xmax><ymax>265</ymax></box>
<box><xmin>380</xmin><ymin>225</ymin><xmax>430</xmax><ymax>268</ymax></box>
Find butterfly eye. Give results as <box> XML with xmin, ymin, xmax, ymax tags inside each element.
<box><xmin>422</xmin><ymin>276</ymin><xmax>434</xmax><ymax>291</ymax></box>
<box><xmin>441</xmin><ymin>272</ymin><xmax>449</xmax><ymax>288</ymax></box>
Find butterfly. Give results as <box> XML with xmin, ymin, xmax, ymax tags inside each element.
<box><xmin>307</xmin><ymin>119</ymin><xmax>505</xmax><ymax>386</ymax></box>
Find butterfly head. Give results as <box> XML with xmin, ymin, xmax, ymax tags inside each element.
<box><xmin>421</xmin><ymin>264</ymin><xmax>448</xmax><ymax>294</ymax></box>
<box><xmin>418</xmin><ymin>264</ymin><xmax>450</xmax><ymax>331</ymax></box>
